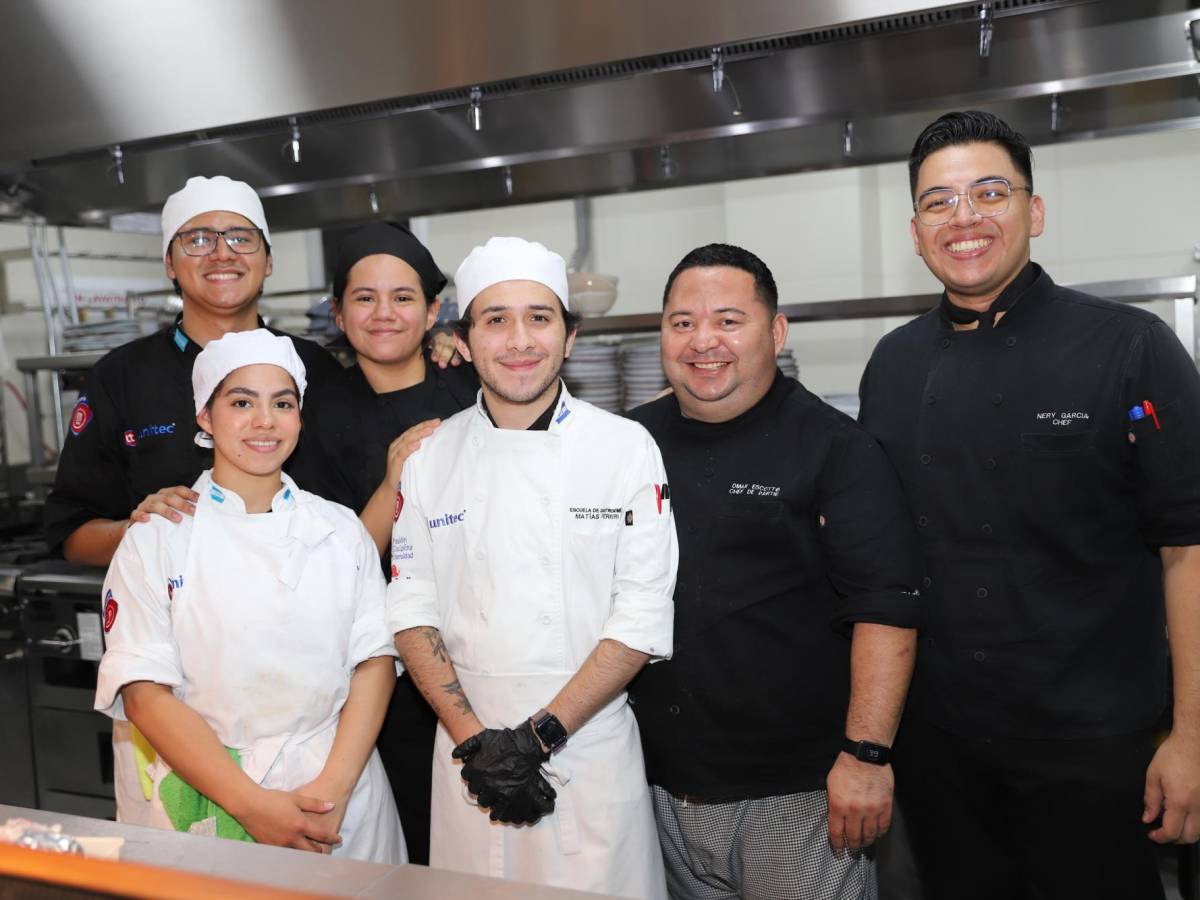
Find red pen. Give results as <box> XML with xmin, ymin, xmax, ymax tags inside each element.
<box><xmin>1142</xmin><ymin>400</ymin><xmax>1160</xmax><ymax>430</ymax></box>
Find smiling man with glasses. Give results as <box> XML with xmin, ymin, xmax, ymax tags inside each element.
<box><xmin>858</xmin><ymin>111</ymin><xmax>1200</xmax><ymax>899</ymax></box>
<box><xmin>47</xmin><ymin>175</ymin><xmax>342</xmax><ymax>567</ymax></box>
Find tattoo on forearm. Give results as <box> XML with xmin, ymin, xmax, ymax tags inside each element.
<box><xmin>441</xmin><ymin>678</ymin><xmax>474</xmax><ymax>716</ymax></box>
<box><xmin>420</xmin><ymin>627</ymin><xmax>449</xmax><ymax>663</ymax></box>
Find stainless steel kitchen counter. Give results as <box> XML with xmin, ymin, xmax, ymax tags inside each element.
<box><xmin>0</xmin><ymin>805</ymin><xmax>613</xmax><ymax>898</ymax></box>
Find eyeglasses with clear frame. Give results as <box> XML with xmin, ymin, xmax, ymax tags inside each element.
<box><xmin>913</xmin><ymin>177</ymin><xmax>1032</xmax><ymax>226</ymax></box>
<box><xmin>173</xmin><ymin>227</ymin><xmax>264</xmax><ymax>256</ymax></box>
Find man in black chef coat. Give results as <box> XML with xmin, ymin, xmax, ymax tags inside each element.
<box><xmin>45</xmin><ymin>175</ymin><xmax>342</xmax><ymax>565</ymax></box>
<box><xmin>858</xmin><ymin>110</ymin><xmax>1200</xmax><ymax>900</ymax></box>
<box><xmin>629</xmin><ymin>243</ymin><xmax>922</xmax><ymax>900</ymax></box>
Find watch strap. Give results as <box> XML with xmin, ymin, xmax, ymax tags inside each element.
<box><xmin>531</xmin><ymin>708</ymin><xmax>569</xmax><ymax>753</ymax></box>
<box><xmin>842</xmin><ymin>737</ymin><xmax>891</xmax><ymax>766</ymax></box>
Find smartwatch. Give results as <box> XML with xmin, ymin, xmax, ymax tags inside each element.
<box><xmin>531</xmin><ymin>709</ymin><xmax>569</xmax><ymax>753</ymax></box>
<box><xmin>842</xmin><ymin>737</ymin><xmax>891</xmax><ymax>766</ymax></box>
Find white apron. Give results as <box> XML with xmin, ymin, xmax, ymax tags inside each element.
<box><xmin>390</xmin><ymin>388</ymin><xmax>676</xmax><ymax>898</ymax></box>
<box><xmin>98</xmin><ymin>473</ymin><xmax>404</xmax><ymax>863</ymax></box>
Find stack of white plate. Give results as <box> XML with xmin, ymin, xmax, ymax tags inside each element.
<box><xmin>62</xmin><ymin>318</ymin><xmax>142</xmax><ymax>353</ymax></box>
<box><xmin>562</xmin><ymin>340</ymin><xmax>622</xmax><ymax>412</ymax></box>
<box><xmin>621</xmin><ymin>340</ymin><xmax>668</xmax><ymax>411</ymax></box>
<box><xmin>777</xmin><ymin>348</ymin><xmax>799</xmax><ymax>381</ymax></box>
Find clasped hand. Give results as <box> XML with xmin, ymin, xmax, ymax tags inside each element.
<box><xmin>452</xmin><ymin>725</ymin><xmax>557</xmax><ymax>825</ymax></box>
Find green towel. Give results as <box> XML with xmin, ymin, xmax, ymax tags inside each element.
<box><xmin>158</xmin><ymin>746</ymin><xmax>255</xmax><ymax>843</ymax></box>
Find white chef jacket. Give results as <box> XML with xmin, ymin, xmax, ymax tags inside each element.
<box><xmin>95</xmin><ymin>471</ymin><xmax>405</xmax><ymax>863</ymax></box>
<box><xmin>387</xmin><ymin>383</ymin><xmax>676</xmax><ymax>899</ymax></box>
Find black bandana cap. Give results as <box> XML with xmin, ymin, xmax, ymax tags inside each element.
<box><xmin>332</xmin><ymin>221</ymin><xmax>448</xmax><ymax>303</ymax></box>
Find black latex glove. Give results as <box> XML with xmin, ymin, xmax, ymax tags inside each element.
<box><xmin>452</xmin><ymin>726</ymin><xmax>555</xmax><ymax>824</ymax></box>
<box><xmin>491</xmin><ymin>771</ymin><xmax>558</xmax><ymax>825</ymax></box>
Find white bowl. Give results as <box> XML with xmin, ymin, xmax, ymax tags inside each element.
<box><xmin>568</xmin><ymin>272</ymin><xmax>618</xmax><ymax>317</ymax></box>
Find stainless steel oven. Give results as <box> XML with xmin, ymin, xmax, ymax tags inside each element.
<box><xmin>19</xmin><ymin>564</ymin><xmax>113</xmax><ymax>819</ymax></box>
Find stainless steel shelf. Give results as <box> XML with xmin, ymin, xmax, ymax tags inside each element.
<box><xmin>578</xmin><ymin>275</ymin><xmax>1199</xmax><ymax>336</ymax></box>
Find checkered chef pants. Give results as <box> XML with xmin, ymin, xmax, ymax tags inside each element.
<box><xmin>651</xmin><ymin>785</ymin><xmax>878</xmax><ymax>900</ymax></box>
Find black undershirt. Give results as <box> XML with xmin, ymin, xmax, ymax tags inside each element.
<box><xmin>482</xmin><ymin>380</ymin><xmax>562</xmax><ymax>431</ymax></box>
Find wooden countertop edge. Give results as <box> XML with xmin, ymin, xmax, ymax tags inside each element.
<box><xmin>0</xmin><ymin>843</ymin><xmax>337</xmax><ymax>899</ymax></box>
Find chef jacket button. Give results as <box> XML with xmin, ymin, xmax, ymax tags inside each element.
<box><xmin>976</xmin><ymin>587</ymin><xmax>989</xmax><ymax>599</ymax></box>
<box><xmin>668</xmin><ymin>704</ymin><xmax>681</xmax><ymax>716</ymax></box>
<box><xmin>917</xmin><ymin>516</ymin><xmax>929</xmax><ymax>527</ymax></box>
<box><xmin>973</xmin><ymin>650</ymin><xmax>986</xmax><ymax>662</ymax></box>
<box><xmin>540</xmin><ymin>555</ymin><xmax>551</xmax><ymax>568</ymax></box>
<box><xmin>921</xmin><ymin>576</ymin><xmax>932</xmax><ymax>588</ymax></box>
<box><xmin>981</xmin><ymin>523</ymin><xmax>993</xmax><ymax>535</ymax></box>
<box><xmin>1005</xmin><ymin>336</ymin><xmax>1017</xmax><ymax>348</ymax></box>
<box><xmin>540</xmin><ymin>497</ymin><xmax>550</xmax><ymax>507</ymax></box>
<box><xmin>920</xmin><ymin>453</ymin><xmax>932</xmax><ymax>465</ymax></box>
<box><xmin>480</xmin><ymin>610</ymin><xmax>487</xmax><ymax>622</ymax></box>
<box><xmin>472</xmin><ymin>436</ymin><xmax>482</xmax><ymax>447</ymax></box>
<box><xmin>940</xmin><ymin>338</ymin><xmax>951</xmax><ymax>349</ymax></box>
<box><xmin>984</xmin><ymin>457</ymin><xmax>997</xmax><ymax>470</ymax></box>
<box><xmin>925</xmin><ymin>394</ymin><xmax>936</xmax><ymax>405</ymax></box>
<box><xmin>991</xmin><ymin>392</ymin><xmax>1003</xmax><ymax>405</ymax></box>
<box><xmin>475</xmin><ymin>550</ymin><xmax>485</xmax><ymax>560</ymax></box>
<box><xmin>687</xmin><ymin>523</ymin><xmax>698</xmax><ymax>534</ymax></box>
<box><xmin>540</xmin><ymin>615</ymin><xmax>552</xmax><ymax>625</ymax></box>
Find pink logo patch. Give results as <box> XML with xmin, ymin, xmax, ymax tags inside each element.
<box><xmin>69</xmin><ymin>398</ymin><xmax>92</xmax><ymax>436</ymax></box>
<box><xmin>103</xmin><ymin>590</ymin><xmax>118</xmax><ymax>632</ymax></box>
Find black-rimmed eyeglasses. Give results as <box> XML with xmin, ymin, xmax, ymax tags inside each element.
<box><xmin>174</xmin><ymin>227</ymin><xmax>264</xmax><ymax>256</ymax></box>
<box><xmin>914</xmin><ymin>178</ymin><xmax>1032</xmax><ymax>226</ymax></box>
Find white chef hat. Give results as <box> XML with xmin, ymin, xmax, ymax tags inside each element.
<box><xmin>161</xmin><ymin>175</ymin><xmax>271</xmax><ymax>261</ymax></box>
<box><xmin>454</xmin><ymin>236</ymin><xmax>569</xmax><ymax>313</ymax></box>
<box><xmin>191</xmin><ymin>329</ymin><xmax>307</xmax><ymax>448</ymax></box>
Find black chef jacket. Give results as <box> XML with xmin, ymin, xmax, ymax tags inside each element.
<box><xmin>859</xmin><ymin>262</ymin><xmax>1200</xmax><ymax>740</ymax></box>
<box><xmin>288</xmin><ymin>355</ymin><xmax>478</xmax><ymax>513</ymax></box>
<box><xmin>628</xmin><ymin>372</ymin><xmax>922</xmax><ymax>799</ymax></box>
<box><xmin>44</xmin><ymin>319</ymin><xmax>344</xmax><ymax>555</ymax></box>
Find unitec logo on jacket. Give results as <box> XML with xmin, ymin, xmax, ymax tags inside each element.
<box><xmin>123</xmin><ymin>422</ymin><xmax>177</xmax><ymax>447</ymax></box>
<box><xmin>428</xmin><ymin>510</ymin><xmax>466</xmax><ymax>529</ymax></box>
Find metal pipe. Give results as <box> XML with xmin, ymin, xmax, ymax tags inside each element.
<box><xmin>1175</xmin><ymin>297</ymin><xmax>1197</xmax><ymax>367</ymax></box>
<box><xmin>568</xmin><ymin>196</ymin><xmax>592</xmax><ymax>273</ymax></box>
<box><xmin>25</xmin><ymin>222</ymin><xmax>65</xmax><ymax>450</ymax></box>
<box><xmin>56</xmin><ymin>226</ymin><xmax>79</xmax><ymax>325</ymax></box>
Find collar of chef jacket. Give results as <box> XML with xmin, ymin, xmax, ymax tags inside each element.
<box><xmin>201</xmin><ymin>470</ymin><xmax>300</xmax><ymax>514</ymax></box>
<box><xmin>937</xmin><ymin>261</ymin><xmax>1041</xmax><ymax>330</ymax></box>
<box><xmin>473</xmin><ymin>378</ymin><xmax>572</xmax><ymax>433</ymax></box>
<box><xmin>197</xmin><ymin>470</ymin><xmax>336</xmax><ymax>588</ymax></box>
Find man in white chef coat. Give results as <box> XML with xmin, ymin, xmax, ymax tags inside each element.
<box><xmin>387</xmin><ymin>236</ymin><xmax>677</xmax><ymax>898</ymax></box>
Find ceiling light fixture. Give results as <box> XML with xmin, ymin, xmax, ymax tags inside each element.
<box><xmin>108</xmin><ymin>145</ymin><xmax>125</xmax><ymax>185</ymax></box>
<box><xmin>286</xmin><ymin>117</ymin><xmax>302</xmax><ymax>164</ymax></box>
<box><xmin>659</xmin><ymin>145</ymin><xmax>679</xmax><ymax>180</ymax></box>
<box><xmin>979</xmin><ymin>3</ymin><xmax>994</xmax><ymax>58</ymax></box>
<box><xmin>711</xmin><ymin>47</ymin><xmax>725</xmax><ymax>94</ymax></box>
<box><xmin>469</xmin><ymin>87</ymin><xmax>483</xmax><ymax>132</ymax></box>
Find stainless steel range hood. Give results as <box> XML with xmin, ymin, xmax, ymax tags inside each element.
<box><xmin>2</xmin><ymin>0</ymin><xmax>1198</xmax><ymax>230</ymax></box>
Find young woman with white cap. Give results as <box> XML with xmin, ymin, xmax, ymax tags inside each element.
<box><xmin>94</xmin><ymin>329</ymin><xmax>405</xmax><ymax>862</ymax></box>
<box><xmin>286</xmin><ymin>220</ymin><xmax>477</xmax><ymax>867</ymax></box>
